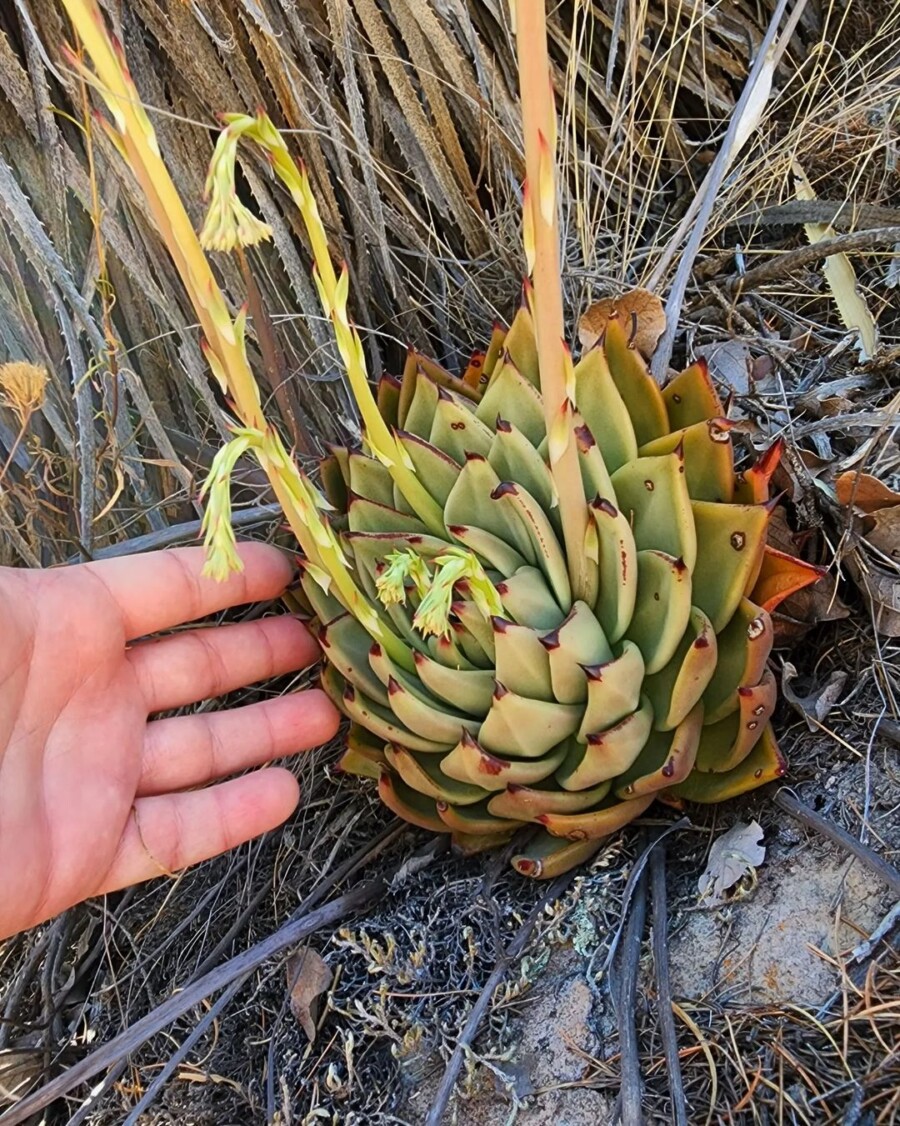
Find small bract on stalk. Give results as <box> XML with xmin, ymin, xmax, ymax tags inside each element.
<box><xmin>61</xmin><ymin>0</ymin><xmax>823</xmax><ymax>878</ymax></box>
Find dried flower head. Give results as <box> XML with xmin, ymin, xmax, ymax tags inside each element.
<box><xmin>0</xmin><ymin>362</ymin><xmax>48</xmax><ymax>422</ymax></box>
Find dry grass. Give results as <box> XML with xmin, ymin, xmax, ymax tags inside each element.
<box><xmin>2</xmin><ymin>0</ymin><xmax>900</xmax><ymax>1122</ymax></box>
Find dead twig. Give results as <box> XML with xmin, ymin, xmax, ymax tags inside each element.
<box><xmin>727</xmin><ymin>227</ymin><xmax>900</xmax><ymax>293</ymax></box>
<box><xmin>618</xmin><ymin>832</ymin><xmax>648</xmax><ymax>1126</ymax></box>
<box><xmin>773</xmin><ymin>788</ymin><xmax>900</xmax><ymax>897</ymax></box>
<box><xmin>650</xmin><ymin>842</ymin><xmax>688</xmax><ymax>1126</ymax></box>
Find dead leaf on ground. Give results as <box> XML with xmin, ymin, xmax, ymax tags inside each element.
<box><xmin>694</xmin><ymin>338</ymin><xmax>752</xmax><ymax>396</ymax></box>
<box><xmin>698</xmin><ymin>821</ymin><xmax>766</xmax><ymax>906</ymax></box>
<box><xmin>845</xmin><ymin>545</ymin><xmax>900</xmax><ymax>636</ymax></box>
<box><xmin>286</xmin><ymin>947</ymin><xmax>333</xmax><ymax>1042</ymax></box>
<box><xmin>866</xmin><ymin>505</ymin><xmax>900</xmax><ymax>560</ymax></box>
<box><xmin>578</xmin><ymin>287</ymin><xmax>665</xmax><ymax>359</ymax></box>
<box><xmin>781</xmin><ymin>662</ymin><xmax>847</xmax><ymax>730</ymax></box>
<box><xmin>835</xmin><ymin>470</ymin><xmax>900</xmax><ymax>513</ymax></box>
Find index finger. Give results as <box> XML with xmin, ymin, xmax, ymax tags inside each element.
<box><xmin>84</xmin><ymin>543</ymin><xmax>294</xmax><ymax>640</ymax></box>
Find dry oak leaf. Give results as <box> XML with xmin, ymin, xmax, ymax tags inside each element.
<box><xmin>578</xmin><ymin>287</ymin><xmax>665</xmax><ymax>359</ymax></box>
<box><xmin>285</xmin><ymin>947</ymin><xmax>333</xmax><ymax>1042</ymax></box>
<box><xmin>836</xmin><ymin>470</ymin><xmax>900</xmax><ymax>514</ymax></box>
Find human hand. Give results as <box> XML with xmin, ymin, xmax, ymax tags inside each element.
<box><xmin>0</xmin><ymin>543</ymin><xmax>339</xmax><ymax>938</ymax></box>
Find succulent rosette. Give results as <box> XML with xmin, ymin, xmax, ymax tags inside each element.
<box><xmin>302</xmin><ymin>304</ymin><xmax>820</xmax><ymax>877</ymax></box>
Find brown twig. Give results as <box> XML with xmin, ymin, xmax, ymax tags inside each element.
<box><xmin>650</xmin><ymin>842</ymin><xmax>688</xmax><ymax>1126</ymax></box>
<box><xmin>618</xmin><ymin>833</ymin><xmax>649</xmax><ymax>1126</ymax></box>
<box><xmin>423</xmin><ymin>871</ymin><xmax>576</xmax><ymax>1126</ymax></box>
<box><xmin>0</xmin><ymin>878</ymin><xmax>388</xmax><ymax>1126</ymax></box>
<box><xmin>773</xmin><ymin>788</ymin><xmax>900</xmax><ymax>897</ymax></box>
<box><xmin>727</xmin><ymin>227</ymin><xmax>900</xmax><ymax>293</ymax></box>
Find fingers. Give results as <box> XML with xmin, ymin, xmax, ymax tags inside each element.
<box><xmin>85</xmin><ymin>543</ymin><xmax>294</xmax><ymax>640</ymax></box>
<box><xmin>130</xmin><ymin>615</ymin><xmax>320</xmax><ymax>713</ymax></box>
<box><xmin>138</xmin><ymin>689</ymin><xmax>340</xmax><ymax>795</ymax></box>
<box><xmin>96</xmin><ymin>770</ymin><xmax>300</xmax><ymax>895</ymax></box>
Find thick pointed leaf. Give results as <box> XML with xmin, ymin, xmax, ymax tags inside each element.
<box><xmin>574</xmin><ymin>417</ymin><xmax>618</xmax><ymax>507</ymax></box>
<box><xmin>733</xmin><ymin>438</ymin><xmax>784</xmax><ymax>504</ymax></box>
<box><xmin>401</xmin><ymin>366</ymin><xmax>439</xmax><ymax>437</ymax></box>
<box><xmin>396</xmin><ymin>430</ymin><xmax>461</xmax><ymax>507</ymax></box>
<box><xmin>336</xmin><ymin>724</ymin><xmax>388</xmax><ymax>779</ymax></box>
<box><xmin>412</xmin><ymin>650</ymin><xmax>495</xmax><ymax>715</ymax></box>
<box><xmin>539</xmin><ymin>793</ymin><xmax>654</xmax><ymax>840</ymax></box>
<box><xmin>493</xmin><ymin>617</ymin><xmax>553</xmax><ymax>700</ymax></box>
<box><xmin>386</xmin><ymin>675</ymin><xmax>481</xmax><ymax>745</ymax></box>
<box><xmin>482</xmin><ymin>322</ymin><xmax>508</xmax><ymax>385</ymax></box>
<box><xmin>320</xmin><ymin>613</ymin><xmax>391</xmax><ymax>706</ymax></box>
<box><xmin>749</xmin><ymin>546</ymin><xmax>824</xmax><ymax>613</ymax></box>
<box><xmin>378</xmin><ymin>771</ymin><xmax>450</xmax><ymax>832</ymax></box>
<box><xmin>436</xmin><ymin>798</ymin><xmax>522</xmax><ymax>836</ymax></box>
<box><xmin>614</xmin><ymin>703</ymin><xmax>704</xmax><ymax>798</ymax></box>
<box><xmin>447</xmin><ymin>523</ymin><xmax>528</xmax><ymax>577</ymax></box>
<box><xmin>489</xmin><ymin>420</ymin><xmax>558</xmax><ymax>532</ymax></box>
<box><xmin>664</xmin><ymin>724</ymin><xmax>786</xmax><ymax>803</ymax></box>
<box><xmin>643</xmin><ymin>607</ymin><xmax>717</xmax><ymax>730</ymax></box>
<box><xmin>492</xmin><ymin>481</ymin><xmax>572</xmax><ymax>610</ymax></box>
<box><xmin>451</xmin><ymin>601</ymin><xmax>496</xmax><ymax>663</ymax></box>
<box><xmin>488</xmin><ymin>778</ymin><xmax>612</xmax><ymax>818</ymax></box>
<box><xmin>611</xmin><ymin>452</ymin><xmax>697</xmax><ymax>571</ymax></box>
<box><xmin>556</xmin><ymin>696</ymin><xmax>653</xmax><ymax>788</ymax></box>
<box><xmin>626</xmin><ymin>551</ymin><xmax>693</xmax><ymax>674</ymax></box>
<box><xmin>430</xmin><ymin>388</ymin><xmax>494</xmax><ymax>462</ymax></box>
<box><xmin>542</xmin><ymin>601</ymin><xmax>613</xmax><ymax>704</ymax></box>
<box><xmin>578</xmin><ymin>640</ymin><xmax>646</xmax><ymax>737</ymax></box>
<box><xmin>377</xmin><ymin>373</ymin><xmax>402</xmax><ymax>429</ymax></box>
<box><xmin>441</xmin><ymin>730</ymin><xmax>568</xmax><ymax>790</ymax></box>
<box><xmin>573</xmin><ymin>346</ymin><xmax>637</xmax><ymax>473</ymax></box>
<box><xmin>512</xmin><ymin>832</ymin><xmax>608</xmax><ymax>878</ymax></box>
<box><xmin>347</xmin><ymin>495</ymin><xmax>429</xmax><ymax>535</ymax></box>
<box><xmin>662</xmin><ymin>357</ymin><xmax>724</xmax><ymax>428</ymax></box>
<box><xmin>476</xmin><ymin>357</ymin><xmax>545</xmax><ymax>445</ymax></box>
<box><xmin>694</xmin><ymin>669</ymin><xmax>777</xmax><ymax>772</ymax></box>
<box><xmin>702</xmin><ymin>600</ymin><xmax>773</xmax><ymax>723</ymax></box>
<box><xmin>496</xmin><ymin>566</ymin><xmax>565</xmax><ymax>630</ymax></box>
<box><xmin>445</xmin><ymin>454</ymin><xmax>534</xmax><ymax>561</ymax></box>
<box><xmin>384</xmin><ymin>744</ymin><xmax>486</xmax><ymax>805</ymax></box>
<box><xmin>501</xmin><ymin>304</ymin><xmax>539</xmax><ymax>387</ymax></box>
<box><xmin>639</xmin><ymin>418</ymin><xmax>735</xmax><ymax>503</ymax></box>
<box><xmin>319</xmin><ymin>449</ymin><xmax>349</xmax><ymax>511</ymax></box>
<box><xmin>479</xmin><ymin>682</ymin><xmax>582</xmax><ymax>759</ymax></box>
<box><xmin>691</xmin><ymin>500</ymin><xmax>770</xmax><ymax>631</ymax></box>
<box><xmin>603</xmin><ymin>315</ymin><xmax>669</xmax><ymax>445</ymax></box>
<box><xmin>589</xmin><ymin>498</ymin><xmax>637</xmax><ymax>643</ymax></box>
<box><xmin>322</xmin><ymin>665</ymin><xmax>450</xmax><ymax>753</ymax></box>
<box><xmin>348</xmin><ymin>452</ymin><xmax>395</xmax><ymax>507</ymax></box>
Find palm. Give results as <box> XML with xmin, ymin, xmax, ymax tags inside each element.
<box><xmin>0</xmin><ymin>544</ymin><xmax>338</xmax><ymax>939</ymax></box>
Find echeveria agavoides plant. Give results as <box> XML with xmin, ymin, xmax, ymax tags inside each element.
<box><xmin>62</xmin><ymin>0</ymin><xmax>821</xmax><ymax>877</ymax></box>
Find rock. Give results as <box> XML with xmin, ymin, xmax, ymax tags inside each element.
<box><xmin>670</xmin><ymin>840</ymin><xmax>888</xmax><ymax>1005</ymax></box>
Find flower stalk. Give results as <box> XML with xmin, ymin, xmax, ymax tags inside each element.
<box><xmin>514</xmin><ymin>0</ymin><xmax>590</xmax><ymax>602</ymax></box>
<box><xmin>60</xmin><ymin>0</ymin><xmax>416</xmax><ymax>671</ymax></box>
